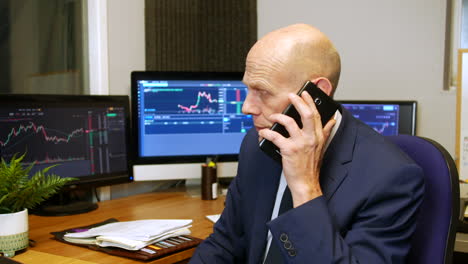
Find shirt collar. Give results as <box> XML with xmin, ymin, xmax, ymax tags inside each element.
<box><xmin>323</xmin><ymin>109</ymin><xmax>342</xmax><ymax>152</ymax></box>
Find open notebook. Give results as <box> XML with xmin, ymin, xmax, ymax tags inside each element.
<box><xmin>51</xmin><ymin>218</ymin><xmax>203</xmax><ymax>261</ymax></box>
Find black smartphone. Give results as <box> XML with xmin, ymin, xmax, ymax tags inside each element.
<box><xmin>259</xmin><ymin>81</ymin><xmax>340</xmax><ymax>162</ymax></box>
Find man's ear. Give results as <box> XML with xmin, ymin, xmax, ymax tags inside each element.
<box><xmin>312</xmin><ymin>78</ymin><xmax>333</xmax><ymax>97</ymax></box>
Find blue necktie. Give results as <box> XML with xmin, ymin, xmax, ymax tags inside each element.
<box><xmin>264</xmin><ymin>186</ymin><xmax>293</xmax><ymax>264</ymax></box>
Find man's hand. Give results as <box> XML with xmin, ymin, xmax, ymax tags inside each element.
<box><xmin>258</xmin><ymin>91</ymin><xmax>336</xmax><ymax>207</ymax></box>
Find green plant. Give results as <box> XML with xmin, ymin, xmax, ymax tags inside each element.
<box><xmin>0</xmin><ymin>153</ymin><xmax>76</xmax><ymax>214</ymax></box>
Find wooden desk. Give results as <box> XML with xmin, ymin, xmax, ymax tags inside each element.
<box><xmin>456</xmin><ymin>232</ymin><xmax>468</xmax><ymax>253</ymax></box>
<box><xmin>11</xmin><ymin>189</ymin><xmax>468</xmax><ymax>262</ymax></box>
<box><xmin>13</xmin><ymin>190</ymin><xmax>225</xmax><ymax>264</ymax></box>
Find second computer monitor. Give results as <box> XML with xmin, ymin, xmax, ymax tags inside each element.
<box><xmin>131</xmin><ymin>71</ymin><xmax>253</xmax><ymax>164</ymax></box>
<box><xmin>340</xmin><ymin>101</ymin><xmax>417</xmax><ymax>136</ymax></box>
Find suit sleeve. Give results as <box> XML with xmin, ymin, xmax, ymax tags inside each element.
<box><xmin>266</xmin><ymin>164</ymin><xmax>424</xmax><ymax>264</ymax></box>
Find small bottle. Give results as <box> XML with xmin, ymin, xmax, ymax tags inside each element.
<box><xmin>201</xmin><ymin>161</ymin><xmax>218</xmax><ymax>200</ymax></box>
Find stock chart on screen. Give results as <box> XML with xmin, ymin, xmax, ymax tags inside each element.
<box><xmin>0</xmin><ymin>105</ymin><xmax>128</xmax><ymax>178</ymax></box>
<box><xmin>135</xmin><ymin>78</ymin><xmax>253</xmax><ymax>159</ymax></box>
<box><xmin>342</xmin><ymin>103</ymin><xmax>400</xmax><ymax>136</ymax></box>
<box><xmin>142</xmin><ymin>83</ymin><xmax>249</xmax><ymax>134</ymax></box>
<box><xmin>336</xmin><ymin>100</ymin><xmax>417</xmax><ymax>136</ymax></box>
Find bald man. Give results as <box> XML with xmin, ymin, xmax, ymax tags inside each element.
<box><xmin>190</xmin><ymin>24</ymin><xmax>424</xmax><ymax>264</ymax></box>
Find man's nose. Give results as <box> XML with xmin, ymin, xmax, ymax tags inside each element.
<box><xmin>242</xmin><ymin>94</ymin><xmax>259</xmax><ymax>115</ymax></box>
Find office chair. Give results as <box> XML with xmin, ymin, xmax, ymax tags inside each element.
<box><xmin>386</xmin><ymin>135</ymin><xmax>460</xmax><ymax>264</ymax></box>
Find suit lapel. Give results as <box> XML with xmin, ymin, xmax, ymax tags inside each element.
<box><xmin>247</xmin><ymin>132</ymin><xmax>282</xmax><ymax>263</ymax></box>
<box><xmin>320</xmin><ymin>108</ymin><xmax>357</xmax><ymax>200</ymax></box>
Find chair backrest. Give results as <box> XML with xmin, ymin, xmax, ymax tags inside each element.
<box><xmin>386</xmin><ymin>135</ymin><xmax>460</xmax><ymax>264</ymax></box>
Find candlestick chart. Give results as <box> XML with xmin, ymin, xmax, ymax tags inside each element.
<box><xmin>0</xmin><ymin>107</ymin><xmax>127</xmax><ymax>177</ymax></box>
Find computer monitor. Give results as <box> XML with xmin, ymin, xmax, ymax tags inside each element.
<box><xmin>131</xmin><ymin>71</ymin><xmax>253</xmax><ymax>180</ymax></box>
<box><xmin>339</xmin><ymin>100</ymin><xmax>417</xmax><ymax>136</ymax></box>
<box><xmin>0</xmin><ymin>94</ymin><xmax>133</xmax><ymax>215</ymax></box>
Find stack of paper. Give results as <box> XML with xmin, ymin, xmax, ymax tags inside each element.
<box><xmin>206</xmin><ymin>214</ymin><xmax>220</xmax><ymax>223</ymax></box>
<box><xmin>64</xmin><ymin>219</ymin><xmax>192</xmax><ymax>251</ymax></box>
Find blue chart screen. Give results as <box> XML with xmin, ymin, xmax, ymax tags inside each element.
<box><xmin>137</xmin><ymin>80</ymin><xmax>253</xmax><ymax>157</ymax></box>
<box><xmin>342</xmin><ymin>104</ymin><xmax>399</xmax><ymax>136</ymax></box>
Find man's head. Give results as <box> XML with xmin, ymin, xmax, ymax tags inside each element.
<box><xmin>242</xmin><ymin>24</ymin><xmax>341</xmax><ymax>132</ymax></box>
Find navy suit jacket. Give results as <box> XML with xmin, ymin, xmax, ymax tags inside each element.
<box><xmin>190</xmin><ymin>109</ymin><xmax>424</xmax><ymax>263</ymax></box>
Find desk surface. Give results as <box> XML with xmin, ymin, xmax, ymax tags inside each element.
<box><xmin>10</xmin><ymin>189</ymin><xmax>468</xmax><ymax>263</ymax></box>
<box><xmin>456</xmin><ymin>232</ymin><xmax>468</xmax><ymax>253</ymax></box>
<box><xmin>13</xmin><ymin>189</ymin><xmax>225</xmax><ymax>264</ymax></box>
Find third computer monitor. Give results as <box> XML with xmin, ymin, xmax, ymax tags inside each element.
<box><xmin>340</xmin><ymin>100</ymin><xmax>417</xmax><ymax>136</ymax></box>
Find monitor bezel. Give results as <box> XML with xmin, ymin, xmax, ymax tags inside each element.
<box><xmin>338</xmin><ymin>100</ymin><xmax>417</xmax><ymax>135</ymax></box>
<box><xmin>0</xmin><ymin>94</ymin><xmax>134</xmax><ymax>188</ymax></box>
<box><xmin>131</xmin><ymin>71</ymin><xmax>247</xmax><ymax>165</ymax></box>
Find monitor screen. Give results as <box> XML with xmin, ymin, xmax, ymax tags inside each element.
<box><xmin>131</xmin><ymin>71</ymin><xmax>253</xmax><ymax>164</ymax></box>
<box><xmin>339</xmin><ymin>101</ymin><xmax>417</xmax><ymax>136</ymax></box>
<box><xmin>0</xmin><ymin>94</ymin><xmax>133</xmax><ymax>187</ymax></box>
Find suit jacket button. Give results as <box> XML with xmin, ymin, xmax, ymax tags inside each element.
<box><xmin>280</xmin><ymin>233</ymin><xmax>288</xmax><ymax>242</ymax></box>
<box><xmin>288</xmin><ymin>249</ymin><xmax>297</xmax><ymax>257</ymax></box>
<box><xmin>284</xmin><ymin>241</ymin><xmax>293</xmax><ymax>250</ymax></box>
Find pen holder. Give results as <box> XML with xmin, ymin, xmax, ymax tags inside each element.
<box><xmin>201</xmin><ymin>165</ymin><xmax>218</xmax><ymax>200</ymax></box>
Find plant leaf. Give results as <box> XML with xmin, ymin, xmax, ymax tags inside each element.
<box><xmin>0</xmin><ymin>152</ymin><xmax>77</xmax><ymax>213</ymax></box>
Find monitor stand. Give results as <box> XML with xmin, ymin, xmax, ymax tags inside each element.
<box><xmin>30</xmin><ymin>186</ymin><xmax>98</xmax><ymax>216</ymax></box>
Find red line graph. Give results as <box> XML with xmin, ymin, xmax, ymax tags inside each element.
<box><xmin>1</xmin><ymin>122</ymin><xmax>84</xmax><ymax>147</ymax></box>
<box><xmin>177</xmin><ymin>91</ymin><xmax>218</xmax><ymax>113</ymax></box>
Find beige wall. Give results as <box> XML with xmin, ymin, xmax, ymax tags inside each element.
<box><xmin>107</xmin><ymin>0</ymin><xmax>145</xmax><ymax>96</ymax></box>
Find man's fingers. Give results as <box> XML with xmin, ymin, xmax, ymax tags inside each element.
<box><xmin>259</xmin><ymin>127</ymin><xmax>289</xmax><ymax>148</ymax></box>
<box><xmin>289</xmin><ymin>92</ymin><xmax>321</xmax><ymax>133</ymax></box>
<box><xmin>261</xmin><ymin>91</ymin><xmax>336</xmax><ymax>151</ymax></box>
<box><xmin>267</xmin><ymin>112</ymin><xmax>301</xmax><ymax>138</ymax></box>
